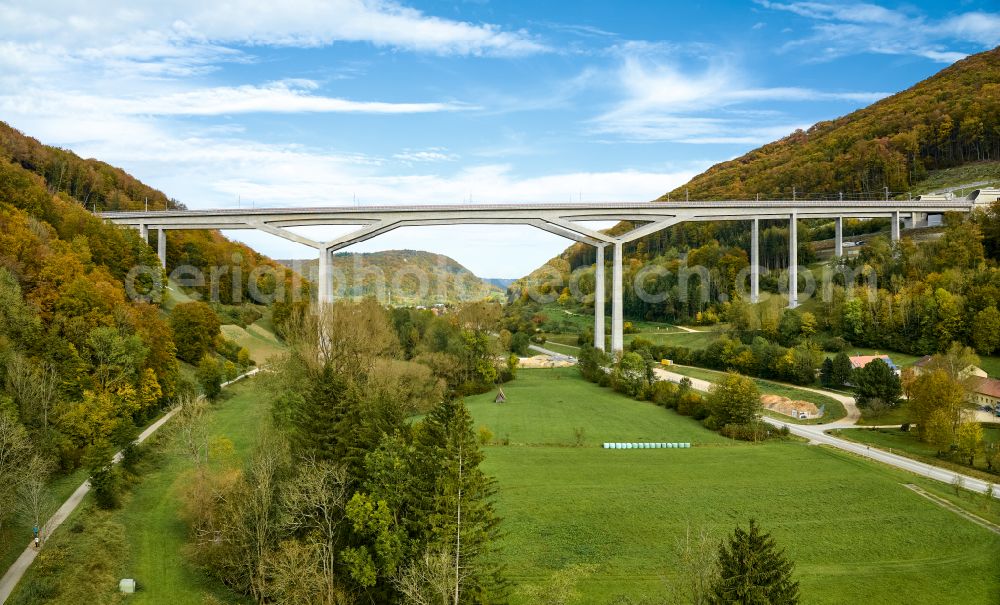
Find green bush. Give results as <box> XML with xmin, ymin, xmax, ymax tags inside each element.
<box><xmin>90</xmin><ymin>464</ymin><xmax>122</xmax><ymax>509</ymax></box>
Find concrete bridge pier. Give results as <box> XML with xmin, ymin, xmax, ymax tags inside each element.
<box><xmin>891</xmin><ymin>211</ymin><xmax>901</xmax><ymax>242</ymax></box>
<box><xmin>611</xmin><ymin>241</ymin><xmax>623</xmax><ymax>354</ymax></box>
<box><xmin>593</xmin><ymin>244</ymin><xmax>605</xmax><ymax>351</ymax></box>
<box><xmin>157</xmin><ymin>228</ymin><xmax>166</xmax><ymax>270</ymax></box>
<box><xmin>317</xmin><ymin>247</ymin><xmax>330</xmax><ymax>307</ymax></box>
<box><xmin>834</xmin><ymin>217</ymin><xmax>843</xmax><ymax>257</ymax></box>
<box><xmin>750</xmin><ymin>218</ymin><xmax>759</xmax><ymax>303</ymax></box>
<box><xmin>788</xmin><ymin>212</ymin><xmax>798</xmax><ymax>309</ymax></box>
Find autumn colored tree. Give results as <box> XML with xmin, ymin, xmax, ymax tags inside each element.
<box><xmin>909</xmin><ymin>369</ymin><xmax>965</xmax><ymax>445</ymax></box>
<box><xmin>972</xmin><ymin>306</ymin><xmax>1000</xmax><ymax>355</ymax></box>
<box><xmin>708</xmin><ymin>372</ymin><xmax>761</xmax><ymax>427</ymax></box>
<box><xmin>171</xmin><ymin>302</ymin><xmax>221</xmax><ymax>363</ymax></box>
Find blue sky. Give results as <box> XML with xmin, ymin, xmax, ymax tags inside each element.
<box><xmin>1</xmin><ymin>0</ymin><xmax>998</xmax><ymax>277</ymax></box>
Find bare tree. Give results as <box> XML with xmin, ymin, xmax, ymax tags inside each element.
<box><xmin>394</xmin><ymin>550</ymin><xmax>458</xmax><ymax>605</ymax></box>
<box><xmin>266</xmin><ymin>539</ymin><xmax>350</xmax><ymax>605</ymax></box>
<box><xmin>284</xmin><ymin>300</ymin><xmax>398</xmax><ymax>379</ymax></box>
<box><xmin>668</xmin><ymin>524</ymin><xmax>719</xmax><ymax>605</ymax></box>
<box><xmin>222</xmin><ymin>431</ymin><xmax>288</xmax><ymax>603</ymax></box>
<box><xmin>453</xmin><ymin>439</ymin><xmax>464</xmax><ymax>605</ymax></box>
<box><xmin>18</xmin><ymin>455</ymin><xmax>54</xmax><ymax>541</ymax></box>
<box><xmin>5</xmin><ymin>353</ymin><xmax>59</xmax><ymax>431</ymax></box>
<box><xmin>280</xmin><ymin>457</ymin><xmax>351</xmax><ymax>603</ymax></box>
<box><xmin>173</xmin><ymin>395</ymin><xmax>210</xmax><ymax>466</ymax></box>
<box><xmin>0</xmin><ymin>414</ymin><xmax>33</xmax><ymax>545</ymax></box>
<box><xmin>516</xmin><ymin>564</ymin><xmax>598</xmax><ymax>605</ymax></box>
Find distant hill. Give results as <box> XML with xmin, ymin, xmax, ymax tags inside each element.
<box><xmin>483</xmin><ymin>277</ymin><xmax>516</xmax><ymax>290</ymax></box>
<box><xmin>662</xmin><ymin>46</ymin><xmax>1000</xmax><ymax>200</ymax></box>
<box><xmin>280</xmin><ymin>250</ymin><xmax>504</xmax><ymax>306</ymax></box>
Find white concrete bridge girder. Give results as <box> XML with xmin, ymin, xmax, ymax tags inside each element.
<box><xmin>102</xmin><ymin>199</ymin><xmax>976</xmax><ymax>353</ymax></box>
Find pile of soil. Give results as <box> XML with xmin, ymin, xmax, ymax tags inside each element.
<box><xmin>518</xmin><ymin>355</ymin><xmax>574</xmax><ymax>369</ymax></box>
<box><xmin>760</xmin><ymin>394</ymin><xmax>819</xmax><ymax>418</ymax></box>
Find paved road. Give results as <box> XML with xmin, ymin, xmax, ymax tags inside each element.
<box><xmin>654</xmin><ymin>367</ymin><xmax>1000</xmax><ymax>500</ymax></box>
<box><xmin>528</xmin><ymin>344</ymin><xmax>577</xmax><ymax>362</ymax></box>
<box><xmin>0</xmin><ymin>369</ymin><xmax>260</xmax><ymax>604</ymax></box>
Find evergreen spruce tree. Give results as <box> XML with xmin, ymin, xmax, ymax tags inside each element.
<box><xmin>710</xmin><ymin>519</ymin><xmax>799</xmax><ymax>605</ymax></box>
<box><xmin>411</xmin><ymin>399</ymin><xmax>505</xmax><ymax>604</ymax></box>
<box><xmin>290</xmin><ymin>363</ymin><xmax>353</xmax><ymax>461</ymax></box>
<box><xmin>831</xmin><ymin>353</ymin><xmax>853</xmax><ymax>388</ymax></box>
<box><xmin>820</xmin><ymin>357</ymin><xmax>835</xmax><ymax>387</ymax></box>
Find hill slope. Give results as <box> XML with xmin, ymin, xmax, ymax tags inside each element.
<box><xmin>0</xmin><ymin>121</ymin><xmax>300</xmax><ymax>307</ymax></box>
<box><xmin>281</xmin><ymin>249</ymin><xmax>503</xmax><ymax>305</ymax></box>
<box><xmin>662</xmin><ymin>47</ymin><xmax>1000</xmax><ymax>200</ymax></box>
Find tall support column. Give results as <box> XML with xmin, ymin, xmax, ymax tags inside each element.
<box><xmin>891</xmin><ymin>210</ymin><xmax>900</xmax><ymax>242</ymax></box>
<box><xmin>750</xmin><ymin>218</ymin><xmax>760</xmax><ymax>303</ymax></box>
<box><xmin>834</xmin><ymin>217</ymin><xmax>843</xmax><ymax>258</ymax></box>
<box><xmin>593</xmin><ymin>245</ymin><xmax>605</xmax><ymax>351</ymax></box>
<box><xmin>139</xmin><ymin>224</ymin><xmax>148</xmax><ymax>243</ymax></box>
<box><xmin>611</xmin><ymin>241</ymin><xmax>624</xmax><ymax>355</ymax></box>
<box><xmin>788</xmin><ymin>212</ymin><xmax>798</xmax><ymax>309</ymax></box>
<box><xmin>156</xmin><ymin>228</ymin><xmax>166</xmax><ymax>270</ymax></box>
<box><xmin>317</xmin><ymin>247</ymin><xmax>330</xmax><ymax>307</ymax></box>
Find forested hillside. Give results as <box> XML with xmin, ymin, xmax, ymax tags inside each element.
<box><xmin>0</xmin><ymin>122</ymin><xmax>301</xmax><ymax>546</ymax></box>
<box><xmin>285</xmin><ymin>249</ymin><xmax>503</xmax><ymax>305</ymax></box>
<box><xmin>662</xmin><ymin>46</ymin><xmax>1000</xmax><ymax>200</ymax></box>
<box><xmin>511</xmin><ymin>47</ymin><xmax>1000</xmax><ymax>369</ymax></box>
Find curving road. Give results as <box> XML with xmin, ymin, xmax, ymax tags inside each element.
<box><xmin>653</xmin><ymin>366</ymin><xmax>999</xmax><ymax>499</ymax></box>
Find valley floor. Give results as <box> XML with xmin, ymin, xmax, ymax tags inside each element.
<box><xmin>467</xmin><ymin>369</ymin><xmax>1000</xmax><ymax>604</ymax></box>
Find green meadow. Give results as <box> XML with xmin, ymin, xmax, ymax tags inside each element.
<box><xmin>467</xmin><ymin>368</ymin><xmax>1000</xmax><ymax>604</ymax></box>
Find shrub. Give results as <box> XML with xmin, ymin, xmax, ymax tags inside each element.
<box><xmin>650</xmin><ymin>380</ymin><xmax>680</xmax><ymax>408</ymax></box>
<box><xmin>90</xmin><ymin>464</ymin><xmax>122</xmax><ymax>509</ymax></box>
<box><xmin>196</xmin><ymin>355</ymin><xmax>224</xmax><ymax>400</ymax></box>
<box><xmin>677</xmin><ymin>392</ymin><xmax>705</xmax><ymax>417</ymax></box>
<box><xmin>720</xmin><ymin>421</ymin><xmax>774</xmax><ymax>442</ymax></box>
<box><xmin>477</xmin><ymin>426</ymin><xmax>494</xmax><ymax>445</ymax></box>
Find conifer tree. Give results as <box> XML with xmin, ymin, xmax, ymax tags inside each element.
<box><xmin>411</xmin><ymin>399</ymin><xmax>505</xmax><ymax>604</ymax></box>
<box><xmin>820</xmin><ymin>357</ymin><xmax>835</xmax><ymax>387</ymax></box>
<box><xmin>831</xmin><ymin>352</ymin><xmax>853</xmax><ymax>388</ymax></box>
<box><xmin>290</xmin><ymin>363</ymin><xmax>353</xmax><ymax>462</ymax></box>
<box><xmin>710</xmin><ymin>519</ymin><xmax>799</xmax><ymax>605</ymax></box>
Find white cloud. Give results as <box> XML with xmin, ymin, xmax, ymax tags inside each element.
<box><xmin>393</xmin><ymin>148</ymin><xmax>459</xmax><ymax>163</ymax></box>
<box><xmin>757</xmin><ymin>1</ymin><xmax>1000</xmax><ymax>63</ymax></box>
<box><xmin>0</xmin><ymin>0</ymin><xmax>546</xmax><ymax>81</ymax></box>
<box><xmin>0</xmin><ymin>81</ymin><xmax>468</xmax><ymax>118</ymax></box>
<box><xmin>590</xmin><ymin>53</ymin><xmax>885</xmax><ymax>143</ymax></box>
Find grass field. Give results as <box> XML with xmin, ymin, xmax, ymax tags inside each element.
<box><xmin>8</xmin><ymin>382</ymin><xmax>267</xmax><ymax>604</ymax></box>
<box><xmin>0</xmin><ymin>467</ymin><xmax>89</xmax><ymax>575</ymax></box>
<box><xmin>659</xmin><ymin>364</ymin><xmax>847</xmax><ymax>424</ymax></box>
<box><xmin>835</xmin><ymin>424</ymin><xmax>1000</xmax><ymax>482</ymax></box>
<box><xmin>856</xmin><ymin>401</ymin><xmax>912</xmax><ymax>426</ymax></box>
<box><xmin>909</xmin><ymin>161</ymin><xmax>1000</xmax><ymax>197</ymax></box>
<box><xmin>467</xmin><ymin>369</ymin><xmax>1000</xmax><ymax>604</ymax></box>
<box><xmin>220</xmin><ymin>316</ymin><xmax>286</xmax><ymax>364</ymax></box>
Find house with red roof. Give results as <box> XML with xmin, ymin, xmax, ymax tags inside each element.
<box><xmin>848</xmin><ymin>354</ymin><xmax>900</xmax><ymax>375</ymax></box>
<box><xmin>968</xmin><ymin>377</ymin><xmax>1000</xmax><ymax>409</ymax></box>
